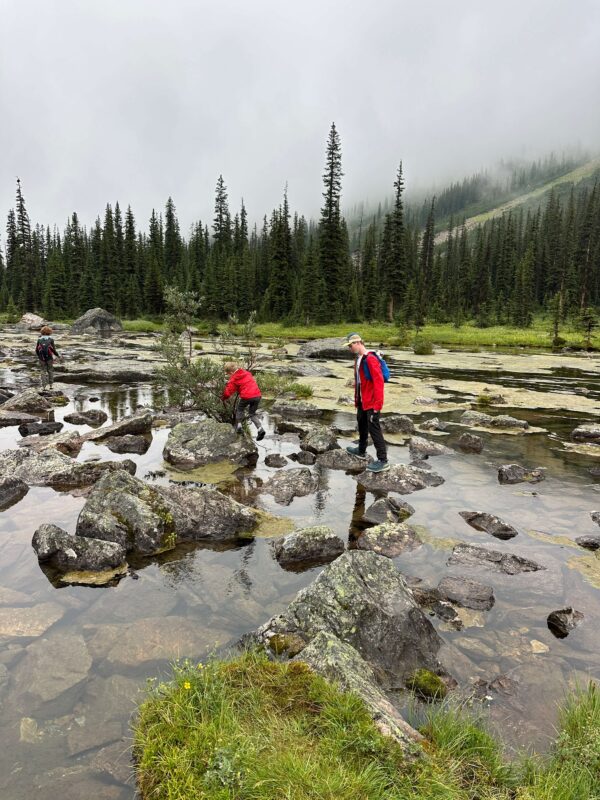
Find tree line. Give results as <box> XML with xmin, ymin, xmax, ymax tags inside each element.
<box><xmin>1</xmin><ymin>125</ymin><xmax>598</xmax><ymax>327</ymax></box>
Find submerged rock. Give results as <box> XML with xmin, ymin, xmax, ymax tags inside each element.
<box><xmin>355</xmin><ymin>522</ymin><xmax>421</xmax><ymax>557</ymax></box>
<box><xmin>264</xmin><ymin>453</ymin><xmax>288</xmax><ymax>468</ymax></box>
<box><xmin>379</xmin><ymin>414</ymin><xmax>415</xmax><ymax>435</ymax></box>
<box><xmin>316</xmin><ymin>449</ymin><xmax>373</xmax><ymax>471</ymax></box>
<box><xmin>0</xmin><ymin>476</ymin><xmax>29</xmax><ymax>510</ymax></box>
<box><xmin>448</xmin><ymin>543</ymin><xmax>544</xmax><ymax>574</ymax></box>
<box><xmin>76</xmin><ymin>470</ymin><xmax>256</xmax><ymax>555</ymax></box>
<box><xmin>362</xmin><ymin>496</ymin><xmax>415</xmax><ymax>525</ymax></box>
<box><xmin>547</xmin><ymin>607</ymin><xmax>584</xmax><ymax>638</ymax></box>
<box><xmin>457</xmin><ymin>432</ymin><xmax>484</xmax><ymax>453</ymax></box>
<box><xmin>32</xmin><ymin>523</ymin><xmax>127</xmax><ymax>573</ymax></box>
<box><xmin>270</xmin><ymin>398</ymin><xmax>324</xmax><ymax>418</ymax></box>
<box><xmin>71</xmin><ymin>307</ymin><xmax>123</xmax><ymax>335</ymax></box>
<box><xmin>297</xmin><ymin>338</ymin><xmax>354</xmax><ymax>359</ymax></box>
<box><xmin>64</xmin><ymin>409</ymin><xmax>108</xmax><ymax>426</ymax></box>
<box><xmin>575</xmin><ymin>534</ymin><xmax>600</xmax><ymax>551</ymax></box>
<box><xmin>356</xmin><ymin>463</ymin><xmax>444</xmax><ymax>494</ymax></box>
<box><xmin>459</xmin><ymin>511</ymin><xmax>519</xmax><ymax>540</ymax></box>
<box><xmin>437</xmin><ymin>576</ymin><xmax>495</xmax><ymax>610</ymax></box>
<box><xmin>251</xmin><ymin>550</ymin><xmax>444</xmax><ymax>685</ymax></box>
<box><xmin>571</xmin><ymin>424</ymin><xmax>600</xmax><ymax>444</ymax></box>
<box><xmin>0</xmin><ymin>448</ymin><xmax>135</xmax><ymax>488</ymax></box>
<box><xmin>163</xmin><ymin>419</ymin><xmax>258</xmax><ymax>469</ymax></box>
<box><xmin>263</xmin><ymin>467</ymin><xmax>319</xmax><ymax>505</ymax></box>
<box><xmin>18</xmin><ymin>421</ymin><xmax>63</xmax><ymax>437</ymax></box>
<box><xmin>2</xmin><ymin>388</ymin><xmax>52</xmax><ymax>414</ymax></box>
<box><xmin>408</xmin><ymin>435</ymin><xmax>453</xmax><ymax>458</ymax></box>
<box><xmin>272</xmin><ymin>525</ymin><xmax>345</xmax><ymax>569</ymax></box>
<box><xmin>498</xmin><ymin>464</ymin><xmax>546</xmax><ymax>484</ymax></box>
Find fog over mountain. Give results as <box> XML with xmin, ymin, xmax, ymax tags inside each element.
<box><xmin>1</xmin><ymin>0</ymin><xmax>599</xmax><ymax>233</ymax></box>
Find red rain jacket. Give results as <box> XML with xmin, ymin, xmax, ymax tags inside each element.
<box><xmin>222</xmin><ymin>369</ymin><xmax>262</xmax><ymax>401</ymax></box>
<box><xmin>354</xmin><ymin>352</ymin><xmax>385</xmax><ymax>412</ymax></box>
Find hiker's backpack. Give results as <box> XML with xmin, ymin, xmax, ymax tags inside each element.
<box><xmin>36</xmin><ymin>336</ymin><xmax>54</xmax><ymax>362</ymax></box>
<box><xmin>362</xmin><ymin>351</ymin><xmax>390</xmax><ymax>383</ymax></box>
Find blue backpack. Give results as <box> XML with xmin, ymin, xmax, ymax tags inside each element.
<box><xmin>362</xmin><ymin>351</ymin><xmax>390</xmax><ymax>383</ymax></box>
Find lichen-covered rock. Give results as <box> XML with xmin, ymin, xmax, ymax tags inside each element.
<box><xmin>571</xmin><ymin>424</ymin><xmax>600</xmax><ymax>444</ymax></box>
<box><xmin>270</xmin><ymin>398</ymin><xmax>324</xmax><ymax>418</ymax></box>
<box><xmin>498</xmin><ymin>464</ymin><xmax>545</xmax><ymax>484</ymax></box>
<box><xmin>437</xmin><ymin>576</ymin><xmax>495</xmax><ymax>610</ymax></box>
<box><xmin>18</xmin><ymin>430</ymin><xmax>83</xmax><ymax>456</ymax></box>
<box><xmin>84</xmin><ymin>410</ymin><xmax>152</xmax><ymax>442</ymax></box>
<box><xmin>356</xmin><ymin>463</ymin><xmax>444</xmax><ymax>494</ymax></box>
<box><xmin>103</xmin><ymin>434</ymin><xmax>151</xmax><ymax>455</ymax></box>
<box><xmin>362</xmin><ymin>497</ymin><xmax>415</xmax><ymax>525</ymax></box>
<box><xmin>461</xmin><ymin>410</ymin><xmax>528</xmax><ymax>430</ymax></box>
<box><xmin>0</xmin><ymin>476</ymin><xmax>29</xmax><ymax>510</ymax></box>
<box><xmin>163</xmin><ymin>419</ymin><xmax>258</xmax><ymax>469</ymax></box>
<box><xmin>419</xmin><ymin>417</ymin><xmax>447</xmax><ymax>432</ymax></box>
<box><xmin>296</xmin><ymin>632</ymin><xmax>423</xmax><ymax>747</ymax></box>
<box><xmin>457</xmin><ymin>432</ymin><xmax>484</xmax><ymax>453</ymax></box>
<box><xmin>32</xmin><ymin>523</ymin><xmax>126</xmax><ymax>573</ymax></box>
<box><xmin>459</xmin><ymin>511</ymin><xmax>518</xmax><ymax>540</ymax></box>
<box><xmin>76</xmin><ymin>470</ymin><xmax>255</xmax><ymax>555</ymax></box>
<box><xmin>297</xmin><ymin>338</ymin><xmax>354</xmax><ymax>360</ymax></box>
<box><xmin>1</xmin><ymin>388</ymin><xmax>52</xmax><ymax>414</ymax></box>
<box><xmin>64</xmin><ymin>409</ymin><xmax>108</xmax><ymax>426</ymax></box>
<box><xmin>251</xmin><ymin>550</ymin><xmax>444</xmax><ymax>685</ymax></box>
<box><xmin>356</xmin><ymin>522</ymin><xmax>421</xmax><ymax>558</ymax></box>
<box><xmin>448</xmin><ymin>543</ymin><xmax>544</xmax><ymax>574</ymax></box>
<box><xmin>299</xmin><ymin>427</ymin><xmax>339</xmax><ymax>454</ymax></box>
<box><xmin>264</xmin><ymin>453</ymin><xmax>288</xmax><ymax>468</ymax></box>
<box><xmin>547</xmin><ymin>607</ymin><xmax>584</xmax><ymax>638</ymax></box>
<box><xmin>379</xmin><ymin>414</ymin><xmax>415</xmax><ymax>435</ymax></box>
<box><xmin>316</xmin><ymin>449</ymin><xmax>373</xmax><ymax>471</ymax></box>
<box><xmin>0</xmin><ymin>447</ymin><xmax>135</xmax><ymax>488</ymax></box>
<box><xmin>263</xmin><ymin>467</ymin><xmax>319</xmax><ymax>505</ymax></box>
<box><xmin>272</xmin><ymin>525</ymin><xmax>344</xmax><ymax>569</ymax></box>
<box><xmin>408</xmin><ymin>435</ymin><xmax>453</xmax><ymax>458</ymax></box>
<box><xmin>71</xmin><ymin>307</ymin><xmax>123</xmax><ymax>335</ymax></box>
<box><xmin>18</xmin><ymin>421</ymin><xmax>63</xmax><ymax>437</ymax></box>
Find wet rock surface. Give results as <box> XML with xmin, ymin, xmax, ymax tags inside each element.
<box><xmin>461</xmin><ymin>410</ymin><xmax>528</xmax><ymax>429</ymax></box>
<box><xmin>0</xmin><ymin>476</ymin><xmax>29</xmax><ymax>510</ymax></box>
<box><xmin>2</xmin><ymin>388</ymin><xmax>53</xmax><ymax>415</ymax></box>
<box><xmin>163</xmin><ymin>419</ymin><xmax>258</xmax><ymax>468</ymax></box>
<box><xmin>457</xmin><ymin>432</ymin><xmax>484</xmax><ymax>452</ymax></box>
<box><xmin>355</xmin><ymin>522</ymin><xmax>421</xmax><ymax>557</ymax></box>
<box><xmin>448</xmin><ymin>543</ymin><xmax>544</xmax><ymax>574</ymax></box>
<box><xmin>290</xmin><ymin>450</ymin><xmax>316</xmax><ymax>465</ymax></box>
<box><xmin>547</xmin><ymin>607</ymin><xmax>584</xmax><ymax>638</ymax></box>
<box><xmin>103</xmin><ymin>434</ymin><xmax>151</xmax><ymax>455</ymax></box>
<box><xmin>18</xmin><ymin>421</ymin><xmax>63</xmax><ymax>437</ymax></box>
<box><xmin>272</xmin><ymin>525</ymin><xmax>345</xmax><ymax>569</ymax></box>
<box><xmin>32</xmin><ymin>523</ymin><xmax>127</xmax><ymax>574</ymax></box>
<box><xmin>0</xmin><ymin>409</ymin><xmax>41</xmax><ymax>427</ymax></box>
<box><xmin>576</xmin><ymin>534</ymin><xmax>600</xmax><ymax>551</ymax></box>
<box><xmin>356</xmin><ymin>463</ymin><xmax>444</xmax><ymax>494</ymax></box>
<box><xmin>571</xmin><ymin>423</ymin><xmax>600</xmax><ymax>444</ymax></box>
<box><xmin>459</xmin><ymin>511</ymin><xmax>519</xmax><ymax>540</ymax></box>
<box><xmin>498</xmin><ymin>464</ymin><xmax>546</xmax><ymax>484</ymax></box>
<box><xmin>362</xmin><ymin>496</ymin><xmax>415</xmax><ymax>525</ymax></box>
<box><xmin>64</xmin><ymin>409</ymin><xmax>108</xmax><ymax>426</ymax></box>
<box><xmin>18</xmin><ymin>430</ymin><xmax>83</xmax><ymax>456</ymax></box>
<box><xmin>419</xmin><ymin>417</ymin><xmax>447</xmax><ymax>431</ymax></box>
<box><xmin>264</xmin><ymin>453</ymin><xmax>288</xmax><ymax>468</ymax></box>
<box><xmin>84</xmin><ymin>410</ymin><xmax>152</xmax><ymax>442</ymax></box>
<box><xmin>299</xmin><ymin>426</ymin><xmax>339</xmax><ymax>454</ymax></box>
<box><xmin>263</xmin><ymin>467</ymin><xmax>319</xmax><ymax>505</ymax></box>
<box><xmin>0</xmin><ymin>447</ymin><xmax>136</xmax><ymax>488</ymax></box>
<box><xmin>408</xmin><ymin>435</ymin><xmax>453</xmax><ymax>458</ymax></box>
<box><xmin>437</xmin><ymin>576</ymin><xmax>495</xmax><ymax>610</ymax></box>
<box><xmin>316</xmin><ymin>448</ymin><xmax>372</xmax><ymax>471</ymax></box>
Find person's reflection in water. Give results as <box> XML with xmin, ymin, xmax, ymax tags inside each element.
<box><xmin>348</xmin><ymin>483</ymin><xmax>367</xmax><ymax>549</ymax></box>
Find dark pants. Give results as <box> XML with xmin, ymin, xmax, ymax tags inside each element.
<box><xmin>235</xmin><ymin>396</ymin><xmax>262</xmax><ymax>429</ymax></box>
<box><xmin>357</xmin><ymin>402</ymin><xmax>387</xmax><ymax>461</ymax></box>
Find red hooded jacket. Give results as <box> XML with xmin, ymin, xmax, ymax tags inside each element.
<box><xmin>222</xmin><ymin>369</ymin><xmax>261</xmax><ymax>401</ymax></box>
<box><xmin>354</xmin><ymin>352</ymin><xmax>384</xmax><ymax>411</ymax></box>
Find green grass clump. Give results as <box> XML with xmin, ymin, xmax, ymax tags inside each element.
<box><xmin>413</xmin><ymin>337</ymin><xmax>434</xmax><ymax>355</ymax></box>
<box><xmin>256</xmin><ymin>372</ymin><xmax>312</xmax><ymax>398</ymax></box>
<box><xmin>476</xmin><ymin>393</ymin><xmax>494</xmax><ymax>407</ymax></box>
<box><xmin>122</xmin><ymin>318</ymin><xmax>164</xmax><ymax>333</ymax></box>
<box><xmin>406</xmin><ymin>669</ymin><xmax>448</xmax><ymax>700</ymax></box>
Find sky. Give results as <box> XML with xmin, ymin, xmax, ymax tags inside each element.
<box><xmin>1</xmin><ymin>0</ymin><xmax>599</xmax><ymax>236</ymax></box>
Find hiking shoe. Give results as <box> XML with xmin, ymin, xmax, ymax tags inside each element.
<box><xmin>346</xmin><ymin>446</ymin><xmax>367</xmax><ymax>458</ymax></box>
<box><xmin>256</xmin><ymin>428</ymin><xmax>266</xmax><ymax>441</ymax></box>
<box><xmin>366</xmin><ymin>459</ymin><xmax>390</xmax><ymax>473</ymax></box>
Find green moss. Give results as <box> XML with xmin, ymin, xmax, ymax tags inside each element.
<box><xmin>268</xmin><ymin>633</ymin><xmax>306</xmax><ymax>656</ymax></box>
<box><xmin>406</xmin><ymin>669</ymin><xmax>448</xmax><ymax>700</ymax></box>
<box><xmin>476</xmin><ymin>393</ymin><xmax>494</xmax><ymax>406</ymax></box>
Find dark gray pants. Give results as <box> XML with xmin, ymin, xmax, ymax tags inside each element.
<box><xmin>235</xmin><ymin>396</ymin><xmax>262</xmax><ymax>429</ymax></box>
<box><xmin>357</xmin><ymin>402</ymin><xmax>387</xmax><ymax>461</ymax></box>
<box><xmin>39</xmin><ymin>360</ymin><xmax>54</xmax><ymax>389</ymax></box>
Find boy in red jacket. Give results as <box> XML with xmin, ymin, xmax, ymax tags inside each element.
<box><xmin>344</xmin><ymin>333</ymin><xmax>389</xmax><ymax>472</ymax></box>
<box><xmin>222</xmin><ymin>362</ymin><xmax>266</xmax><ymax>440</ymax></box>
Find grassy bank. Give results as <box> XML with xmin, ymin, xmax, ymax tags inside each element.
<box><xmin>133</xmin><ymin>650</ymin><xmax>600</xmax><ymax>800</ymax></box>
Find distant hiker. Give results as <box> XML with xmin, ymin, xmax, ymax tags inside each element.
<box><xmin>35</xmin><ymin>325</ymin><xmax>62</xmax><ymax>390</ymax></box>
<box><xmin>222</xmin><ymin>362</ymin><xmax>266</xmax><ymax>440</ymax></box>
<box><xmin>344</xmin><ymin>332</ymin><xmax>389</xmax><ymax>472</ymax></box>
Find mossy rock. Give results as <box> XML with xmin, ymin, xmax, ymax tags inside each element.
<box><xmin>406</xmin><ymin>668</ymin><xmax>448</xmax><ymax>700</ymax></box>
<box><xmin>268</xmin><ymin>633</ymin><xmax>307</xmax><ymax>657</ymax></box>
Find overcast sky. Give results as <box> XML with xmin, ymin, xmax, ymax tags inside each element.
<box><xmin>1</xmin><ymin>0</ymin><xmax>599</xmax><ymax>236</ymax></box>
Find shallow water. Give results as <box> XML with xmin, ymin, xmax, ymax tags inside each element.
<box><xmin>0</xmin><ymin>355</ymin><xmax>600</xmax><ymax>796</ymax></box>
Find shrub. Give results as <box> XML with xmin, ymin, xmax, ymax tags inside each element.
<box><xmin>413</xmin><ymin>337</ymin><xmax>434</xmax><ymax>355</ymax></box>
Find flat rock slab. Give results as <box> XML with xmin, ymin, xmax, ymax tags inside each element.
<box><xmin>57</xmin><ymin>359</ymin><xmax>158</xmax><ymax>383</ymax></box>
<box><xmin>408</xmin><ymin>435</ymin><xmax>453</xmax><ymax>458</ymax></box>
<box><xmin>571</xmin><ymin>424</ymin><xmax>600</xmax><ymax>444</ymax></box>
<box><xmin>32</xmin><ymin>523</ymin><xmax>127</xmax><ymax>574</ymax></box>
<box><xmin>1</xmin><ymin>388</ymin><xmax>53</xmax><ymax>414</ymax></box>
<box><xmin>316</xmin><ymin>449</ymin><xmax>373</xmax><ymax>471</ymax></box>
<box><xmin>356</xmin><ymin>522</ymin><xmax>421</xmax><ymax>557</ymax></box>
<box><xmin>437</xmin><ymin>576</ymin><xmax>495</xmax><ymax>610</ymax></box>
<box><xmin>459</xmin><ymin>511</ymin><xmax>518</xmax><ymax>540</ymax></box>
<box><xmin>18</xmin><ymin>421</ymin><xmax>64</xmax><ymax>437</ymax></box>
<box><xmin>0</xmin><ymin>602</ymin><xmax>64</xmax><ymax>638</ymax></box>
<box><xmin>272</xmin><ymin>525</ymin><xmax>345</xmax><ymax>570</ymax></box>
<box><xmin>362</xmin><ymin>497</ymin><xmax>415</xmax><ymax>525</ymax></box>
<box><xmin>18</xmin><ymin>431</ymin><xmax>83</xmax><ymax>456</ymax></box>
<box><xmin>263</xmin><ymin>467</ymin><xmax>319</xmax><ymax>505</ymax></box>
<box><xmin>271</xmin><ymin>398</ymin><xmax>325</xmax><ymax>418</ymax></box>
<box><xmin>356</xmin><ymin>463</ymin><xmax>444</xmax><ymax>494</ymax></box>
<box><xmin>0</xmin><ymin>409</ymin><xmax>40</xmax><ymax>427</ymax></box>
<box><xmin>461</xmin><ymin>410</ymin><xmax>528</xmax><ymax>430</ymax></box>
<box><xmin>448</xmin><ymin>543</ymin><xmax>544</xmax><ymax>574</ymax></box>
<box><xmin>84</xmin><ymin>411</ymin><xmax>152</xmax><ymax>442</ymax></box>
<box><xmin>547</xmin><ymin>607</ymin><xmax>584</xmax><ymax>638</ymax></box>
<box><xmin>0</xmin><ymin>476</ymin><xmax>29</xmax><ymax>510</ymax></box>
<box><xmin>297</xmin><ymin>338</ymin><xmax>354</xmax><ymax>359</ymax></box>
<box><xmin>0</xmin><ymin>448</ymin><xmax>135</xmax><ymax>488</ymax></box>
<box><xmin>498</xmin><ymin>464</ymin><xmax>546</xmax><ymax>484</ymax></box>
<box><xmin>163</xmin><ymin>420</ymin><xmax>258</xmax><ymax>469</ymax></box>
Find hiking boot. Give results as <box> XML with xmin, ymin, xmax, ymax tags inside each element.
<box><xmin>346</xmin><ymin>446</ymin><xmax>366</xmax><ymax>458</ymax></box>
<box><xmin>366</xmin><ymin>459</ymin><xmax>389</xmax><ymax>473</ymax></box>
<box><xmin>256</xmin><ymin>427</ymin><xmax>266</xmax><ymax>441</ymax></box>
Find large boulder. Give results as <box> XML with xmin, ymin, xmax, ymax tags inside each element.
<box><xmin>379</xmin><ymin>414</ymin><xmax>415</xmax><ymax>435</ymax></box>
<box><xmin>571</xmin><ymin>424</ymin><xmax>600</xmax><ymax>444</ymax></box>
<box><xmin>0</xmin><ymin>476</ymin><xmax>29</xmax><ymax>510</ymax></box>
<box><xmin>32</xmin><ymin>523</ymin><xmax>127</xmax><ymax>574</ymax></box>
<box><xmin>1</xmin><ymin>388</ymin><xmax>52</xmax><ymax>414</ymax></box>
<box><xmin>64</xmin><ymin>409</ymin><xmax>108</xmax><ymax>427</ymax></box>
<box><xmin>71</xmin><ymin>307</ymin><xmax>123</xmax><ymax>336</ymax></box>
<box><xmin>251</xmin><ymin>550</ymin><xmax>444</xmax><ymax>686</ymax></box>
<box><xmin>270</xmin><ymin>398</ymin><xmax>324</xmax><ymax>418</ymax></box>
<box><xmin>18</xmin><ymin>312</ymin><xmax>47</xmax><ymax>330</ymax></box>
<box><xmin>0</xmin><ymin>448</ymin><xmax>135</xmax><ymax>488</ymax></box>
<box><xmin>355</xmin><ymin>522</ymin><xmax>421</xmax><ymax>558</ymax></box>
<box><xmin>263</xmin><ymin>467</ymin><xmax>319</xmax><ymax>505</ymax></box>
<box><xmin>83</xmin><ymin>410</ymin><xmax>152</xmax><ymax>442</ymax></box>
<box><xmin>459</xmin><ymin>511</ymin><xmax>518</xmax><ymax>540</ymax></box>
<box><xmin>272</xmin><ymin>525</ymin><xmax>345</xmax><ymax>570</ymax></box>
<box><xmin>498</xmin><ymin>464</ymin><xmax>545</xmax><ymax>484</ymax></box>
<box><xmin>316</xmin><ymin>449</ymin><xmax>373</xmax><ymax>471</ymax></box>
<box><xmin>362</xmin><ymin>497</ymin><xmax>415</xmax><ymax>525</ymax></box>
<box><xmin>76</xmin><ymin>470</ymin><xmax>256</xmax><ymax>555</ymax></box>
<box><xmin>297</xmin><ymin>338</ymin><xmax>354</xmax><ymax>359</ymax></box>
<box><xmin>163</xmin><ymin>420</ymin><xmax>258</xmax><ymax>469</ymax></box>
<box><xmin>408</xmin><ymin>435</ymin><xmax>453</xmax><ymax>459</ymax></box>
<box><xmin>356</xmin><ymin>463</ymin><xmax>444</xmax><ymax>494</ymax></box>
<box><xmin>448</xmin><ymin>543</ymin><xmax>544</xmax><ymax>575</ymax></box>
